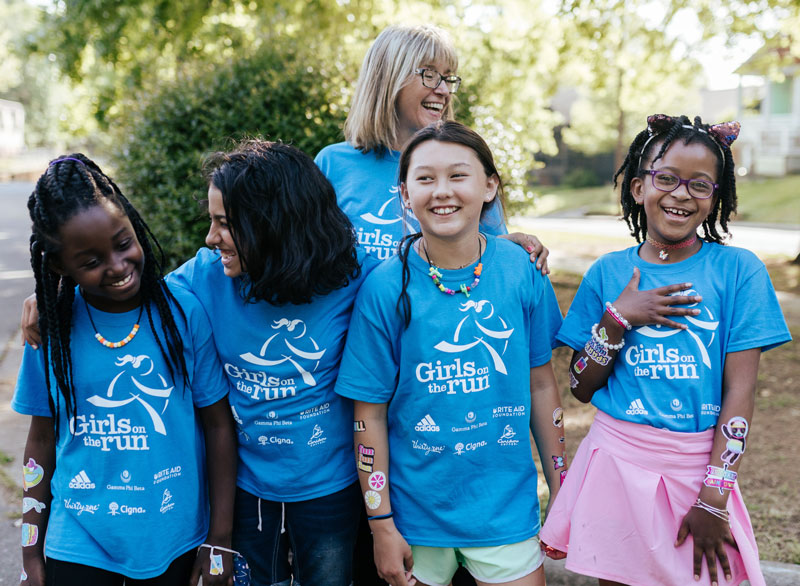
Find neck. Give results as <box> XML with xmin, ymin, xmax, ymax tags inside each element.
<box><xmin>418</xmin><ymin>231</ymin><xmax>483</xmax><ymax>270</ymax></box>
<box><xmin>642</xmin><ymin>234</ymin><xmax>700</xmax><ymax>263</ymax></box>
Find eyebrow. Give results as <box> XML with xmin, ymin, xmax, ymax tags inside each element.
<box><xmin>656</xmin><ymin>165</ymin><xmax>716</xmax><ymax>181</ymax></box>
<box><xmin>413</xmin><ymin>162</ymin><xmax>473</xmax><ymax>172</ymax></box>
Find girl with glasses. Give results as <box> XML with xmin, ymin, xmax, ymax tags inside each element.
<box><xmin>314</xmin><ymin>24</ymin><xmax>550</xmax><ymax>269</ymax></box>
<box><xmin>539</xmin><ymin>115</ymin><xmax>791</xmax><ymax>586</ymax></box>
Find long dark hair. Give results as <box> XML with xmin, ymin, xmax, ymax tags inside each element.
<box><xmin>614</xmin><ymin>114</ymin><xmax>737</xmax><ymax>244</ymax></box>
<box><xmin>395</xmin><ymin>121</ymin><xmax>504</xmax><ymax>327</ymax></box>
<box><xmin>28</xmin><ymin>154</ymin><xmax>189</xmax><ymax>436</ymax></box>
<box><xmin>204</xmin><ymin>140</ymin><xmax>360</xmax><ymax>305</ymax></box>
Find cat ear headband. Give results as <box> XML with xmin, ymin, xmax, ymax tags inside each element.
<box><xmin>638</xmin><ymin>114</ymin><xmax>740</xmax><ymax>170</ymax></box>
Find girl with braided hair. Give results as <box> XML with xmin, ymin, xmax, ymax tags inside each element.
<box><xmin>13</xmin><ymin>154</ymin><xmax>236</xmax><ymax>586</ymax></box>
<box><xmin>539</xmin><ymin>115</ymin><xmax>791</xmax><ymax>586</ymax></box>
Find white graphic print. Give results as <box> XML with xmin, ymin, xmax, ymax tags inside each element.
<box><xmin>307</xmin><ymin>424</ymin><xmax>327</xmax><ymax>447</ymax></box>
<box><xmin>435</xmin><ymin>300</ymin><xmax>514</xmax><ymax>374</ymax></box>
<box><xmin>86</xmin><ymin>354</ymin><xmax>174</xmax><ymax>435</ymax></box>
<box><xmin>626</xmin><ymin>399</ymin><xmax>649</xmax><ymax>416</ymax></box>
<box><xmin>627</xmin><ymin>290</ymin><xmax>719</xmax><ymax>379</ymax></box>
<box><xmin>415</xmin><ymin>415</ymin><xmax>440</xmax><ymax>432</ymax></box>
<box><xmin>240</xmin><ymin>319</ymin><xmax>326</xmax><ymax>386</ymax></box>
<box><xmin>68</xmin><ymin>470</ymin><xmax>95</xmax><ymax>490</ymax></box>
<box><xmin>360</xmin><ymin>189</ymin><xmax>410</xmax><ymax>227</ymax></box>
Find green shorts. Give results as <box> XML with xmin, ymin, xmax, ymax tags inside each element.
<box><xmin>410</xmin><ymin>535</ymin><xmax>544</xmax><ymax>586</ymax></box>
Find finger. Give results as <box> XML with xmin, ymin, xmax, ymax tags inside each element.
<box><xmin>705</xmin><ymin>549</ymin><xmax>718</xmax><ymax>586</ymax></box>
<box><xmin>717</xmin><ymin>544</ymin><xmax>733</xmax><ymax>582</ymax></box>
<box><xmin>654</xmin><ymin>281</ymin><xmax>694</xmax><ymax>296</ymax></box>
<box><xmin>403</xmin><ymin>548</ymin><xmax>414</xmax><ymax>572</ymax></box>
<box><xmin>675</xmin><ymin>518</ymin><xmax>690</xmax><ymax>547</ymax></box>
<box><xmin>662</xmin><ymin>295</ymin><xmax>702</xmax><ymax>307</ymax></box>
<box><xmin>693</xmin><ymin>544</ymin><xmax>703</xmax><ymax>581</ymax></box>
<box><xmin>405</xmin><ymin>570</ymin><xmax>417</xmax><ymax>586</ymax></box>
<box><xmin>625</xmin><ymin>267</ymin><xmax>641</xmax><ymax>291</ymax></box>
<box><xmin>655</xmin><ymin>316</ymin><xmax>689</xmax><ymax>330</ymax></box>
<box><xmin>724</xmin><ymin>529</ymin><xmax>739</xmax><ymax>550</ymax></box>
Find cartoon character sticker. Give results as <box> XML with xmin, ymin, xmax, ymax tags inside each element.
<box><xmin>720</xmin><ymin>416</ymin><xmax>748</xmax><ymax>465</ymax></box>
<box><xmin>22</xmin><ymin>458</ymin><xmax>44</xmax><ymax>491</ymax></box>
<box><xmin>552</xmin><ymin>407</ymin><xmax>564</xmax><ymax>428</ymax></box>
<box><xmin>21</xmin><ymin>523</ymin><xmax>38</xmax><ymax>547</ymax></box>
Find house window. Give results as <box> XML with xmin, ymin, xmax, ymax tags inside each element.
<box><xmin>770</xmin><ymin>78</ymin><xmax>793</xmax><ymax>115</ymax></box>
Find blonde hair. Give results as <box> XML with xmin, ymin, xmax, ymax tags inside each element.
<box><xmin>344</xmin><ymin>24</ymin><xmax>458</xmax><ymax>153</ymax></box>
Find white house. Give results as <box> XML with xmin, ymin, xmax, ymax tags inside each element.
<box><xmin>0</xmin><ymin>98</ymin><xmax>25</xmax><ymax>157</ymax></box>
<box><xmin>734</xmin><ymin>42</ymin><xmax>800</xmax><ymax>176</ymax></box>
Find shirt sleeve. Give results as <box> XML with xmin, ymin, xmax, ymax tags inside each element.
<box><xmin>726</xmin><ymin>260</ymin><xmax>792</xmax><ymax>353</ymax></box>
<box><xmin>11</xmin><ymin>345</ymin><xmax>53</xmax><ymax>417</ymax></box>
<box><xmin>479</xmin><ymin>200</ymin><xmax>509</xmax><ymax>236</ymax></box>
<box><xmin>334</xmin><ymin>279</ymin><xmax>400</xmax><ymax>404</ymax></box>
<box><xmin>529</xmin><ymin>271</ymin><xmax>564</xmax><ymax>366</ymax></box>
<box><xmin>556</xmin><ymin>263</ymin><xmax>603</xmax><ymax>352</ymax></box>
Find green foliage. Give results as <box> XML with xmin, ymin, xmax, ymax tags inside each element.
<box><xmin>562</xmin><ymin>167</ymin><xmax>602</xmax><ymax>188</ymax></box>
<box><xmin>114</xmin><ymin>44</ymin><xmax>348</xmax><ymax>269</ymax></box>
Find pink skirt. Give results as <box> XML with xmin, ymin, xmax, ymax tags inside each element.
<box><xmin>540</xmin><ymin>411</ymin><xmax>764</xmax><ymax>586</ymax></box>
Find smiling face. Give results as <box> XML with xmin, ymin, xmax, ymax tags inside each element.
<box><xmin>205</xmin><ymin>183</ymin><xmax>243</xmax><ymax>278</ymax></box>
<box><xmin>401</xmin><ymin>140</ymin><xmax>498</xmax><ymax>245</ymax></box>
<box><xmin>632</xmin><ymin>140</ymin><xmax>719</xmax><ymax>250</ymax></box>
<box><xmin>395</xmin><ymin>59</ymin><xmax>453</xmax><ymax>148</ymax></box>
<box><xmin>53</xmin><ymin>200</ymin><xmax>144</xmax><ymax>313</ymax></box>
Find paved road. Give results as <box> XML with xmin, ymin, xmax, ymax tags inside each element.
<box><xmin>0</xmin><ymin>183</ymin><xmax>34</xmax><ymax>356</ymax></box>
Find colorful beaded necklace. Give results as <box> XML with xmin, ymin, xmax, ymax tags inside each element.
<box><xmin>83</xmin><ymin>297</ymin><xmax>144</xmax><ymax>349</ymax></box>
<box><xmin>646</xmin><ymin>234</ymin><xmax>698</xmax><ymax>261</ymax></box>
<box><xmin>422</xmin><ymin>237</ymin><xmax>483</xmax><ymax>297</ymax></box>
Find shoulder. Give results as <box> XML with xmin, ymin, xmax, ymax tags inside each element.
<box><xmin>358</xmin><ymin>255</ymin><xmax>403</xmax><ymax>301</ymax></box>
<box><xmin>168</xmin><ymin>248</ymin><xmax>222</xmax><ymax>288</ymax></box>
<box><xmin>705</xmin><ymin>242</ymin><xmax>763</xmax><ymax>267</ymax></box>
<box><xmin>315</xmin><ymin>142</ymin><xmax>358</xmax><ymax>164</ymax></box>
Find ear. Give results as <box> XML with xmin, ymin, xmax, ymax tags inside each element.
<box><xmin>630</xmin><ymin>176</ymin><xmax>645</xmax><ymax>205</ymax></box>
<box><xmin>400</xmin><ymin>182</ymin><xmax>412</xmax><ymax>209</ymax></box>
<box><xmin>484</xmin><ymin>174</ymin><xmax>500</xmax><ymax>203</ymax></box>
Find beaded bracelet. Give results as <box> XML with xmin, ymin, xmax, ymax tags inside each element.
<box><xmin>367</xmin><ymin>512</ymin><xmax>394</xmax><ymax>521</ymax></box>
<box><xmin>591</xmin><ymin>323</ymin><xmax>625</xmax><ymax>351</ymax></box>
<box><xmin>692</xmin><ymin>499</ymin><xmax>730</xmax><ymax>523</ymax></box>
<box><xmin>605</xmin><ymin>302</ymin><xmax>632</xmax><ymax>330</ymax></box>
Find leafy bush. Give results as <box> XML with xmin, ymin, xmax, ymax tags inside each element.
<box><xmin>113</xmin><ymin>45</ymin><xmax>349</xmax><ymax>269</ymax></box>
<box><xmin>562</xmin><ymin>168</ymin><xmax>602</xmax><ymax>189</ymax></box>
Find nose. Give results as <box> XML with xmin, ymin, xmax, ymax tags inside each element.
<box><xmin>205</xmin><ymin>223</ymin><xmax>219</xmax><ymax>248</ymax></box>
<box><xmin>434</xmin><ymin>80</ymin><xmax>451</xmax><ymax>98</ymax></box>
<box><xmin>108</xmin><ymin>251</ymin><xmax>128</xmax><ymax>276</ymax></box>
<box><xmin>432</xmin><ymin>178</ymin><xmax>452</xmax><ymax>198</ymax></box>
<box><xmin>671</xmin><ymin>180</ymin><xmax>692</xmax><ymax>200</ymax></box>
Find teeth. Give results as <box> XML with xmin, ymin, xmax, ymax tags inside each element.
<box><xmin>432</xmin><ymin>207</ymin><xmax>457</xmax><ymax>215</ymax></box>
<box><xmin>111</xmin><ymin>274</ymin><xmax>132</xmax><ymax>287</ymax></box>
<box><xmin>423</xmin><ymin>102</ymin><xmax>443</xmax><ymax>111</ymax></box>
<box><xmin>665</xmin><ymin>207</ymin><xmax>690</xmax><ymax>216</ymax></box>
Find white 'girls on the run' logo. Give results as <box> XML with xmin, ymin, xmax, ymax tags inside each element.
<box><xmin>626</xmin><ymin>289</ymin><xmax>718</xmax><ymax>380</ymax></box>
<box><xmin>239</xmin><ymin>319</ymin><xmax>326</xmax><ymax>386</ymax></box>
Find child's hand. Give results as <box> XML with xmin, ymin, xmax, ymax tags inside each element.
<box><xmin>20</xmin><ymin>294</ymin><xmax>41</xmax><ymax>349</ymax></box>
<box><xmin>371</xmin><ymin>522</ymin><xmax>416</xmax><ymax>586</ymax></box>
<box><xmin>190</xmin><ymin>545</ymin><xmax>233</xmax><ymax>586</ymax></box>
<box><xmin>675</xmin><ymin>506</ymin><xmax>737</xmax><ymax>585</ymax></box>
<box><xmin>613</xmin><ymin>268</ymin><xmax>702</xmax><ymax>330</ymax></box>
<box><xmin>501</xmin><ymin>232</ymin><xmax>550</xmax><ymax>275</ymax></box>
<box><xmin>540</xmin><ymin>540</ymin><xmax>567</xmax><ymax>561</ymax></box>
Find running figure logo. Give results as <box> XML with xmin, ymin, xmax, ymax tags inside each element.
<box><xmin>87</xmin><ymin>355</ymin><xmax>174</xmax><ymax>435</ymax></box>
<box><xmin>360</xmin><ymin>187</ymin><xmax>416</xmax><ymax>233</ymax></box>
<box><xmin>434</xmin><ymin>300</ymin><xmax>514</xmax><ymax>375</ymax></box>
<box><xmin>240</xmin><ymin>319</ymin><xmax>326</xmax><ymax>386</ymax></box>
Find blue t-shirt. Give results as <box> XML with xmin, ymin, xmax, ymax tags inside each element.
<box><xmin>169</xmin><ymin>247</ymin><xmax>377</xmax><ymax>501</ymax></box>
<box><xmin>558</xmin><ymin>242</ymin><xmax>791</xmax><ymax>432</ymax></box>
<box><xmin>12</xmin><ymin>286</ymin><xmax>230</xmax><ymax>578</ymax></box>
<box><xmin>315</xmin><ymin>142</ymin><xmax>507</xmax><ymax>260</ymax></box>
<box><xmin>335</xmin><ymin>236</ymin><xmax>563</xmax><ymax>547</ymax></box>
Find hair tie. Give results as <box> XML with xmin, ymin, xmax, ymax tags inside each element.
<box><xmin>49</xmin><ymin>157</ymin><xmax>86</xmax><ymax>167</ymax></box>
<box><xmin>639</xmin><ymin>114</ymin><xmax>738</xmax><ymax>171</ymax></box>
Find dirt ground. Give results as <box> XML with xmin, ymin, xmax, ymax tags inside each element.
<box><xmin>546</xmin><ymin>261</ymin><xmax>800</xmax><ymax>564</ymax></box>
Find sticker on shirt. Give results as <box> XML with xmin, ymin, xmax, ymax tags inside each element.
<box><xmin>22</xmin><ymin>458</ymin><xmax>44</xmax><ymax>491</ymax></box>
<box><xmin>108</xmin><ymin>502</ymin><xmax>146</xmax><ymax>516</ymax></box>
<box><xmin>160</xmin><ymin>488</ymin><xmax>175</xmax><ymax>513</ymax></box>
<box><xmin>22</xmin><ymin>498</ymin><xmax>46</xmax><ymax>514</ymax></box>
<box><xmin>307</xmin><ymin>424</ymin><xmax>327</xmax><ymax>447</ymax></box>
<box><xmin>230</xmin><ymin>319</ymin><xmax>326</xmax><ymax>402</ymax></box>
<box><xmin>627</xmin><ymin>291</ymin><xmax>718</xmax><ymax>379</ymax></box>
<box><xmin>497</xmin><ymin>425</ymin><xmax>520</xmax><ymax>446</ymax></box>
<box><xmin>76</xmin><ymin>354</ymin><xmax>175</xmax><ymax>452</ymax></box>
<box><xmin>419</xmin><ymin>300</ymin><xmax>514</xmax><ymax>395</ymax></box>
<box><xmin>454</xmin><ymin>440</ymin><xmax>487</xmax><ymax>455</ymax></box>
<box><xmin>364</xmin><ymin>490</ymin><xmax>381</xmax><ymax>510</ymax></box>
<box><xmin>368</xmin><ymin>471</ymin><xmax>387</xmax><ymax>491</ymax></box>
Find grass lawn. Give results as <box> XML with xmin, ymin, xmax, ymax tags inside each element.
<box><xmin>526</xmin><ymin>173</ymin><xmax>800</xmax><ymax>226</ymax></box>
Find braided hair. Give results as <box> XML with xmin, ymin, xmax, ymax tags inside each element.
<box><xmin>614</xmin><ymin>115</ymin><xmax>737</xmax><ymax>244</ymax></box>
<box><xmin>28</xmin><ymin>154</ymin><xmax>189</xmax><ymax>436</ymax></box>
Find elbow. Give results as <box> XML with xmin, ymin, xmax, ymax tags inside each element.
<box><xmin>571</xmin><ymin>388</ymin><xmax>593</xmax><ymax>403</ymax></box>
